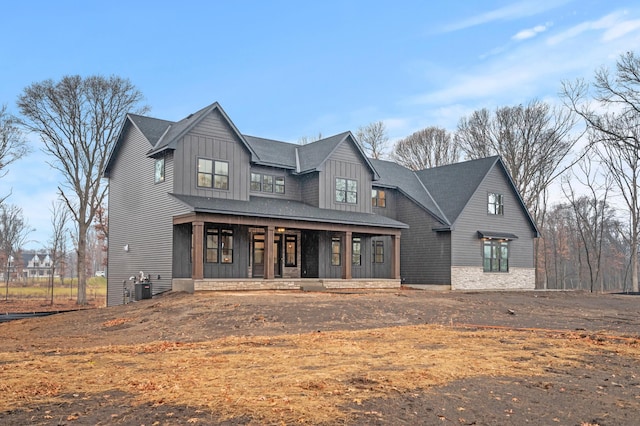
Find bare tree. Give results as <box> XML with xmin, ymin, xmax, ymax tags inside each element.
<box><xmin>455</xmin><ymin>99</ymin><xmax>580</xmax><ymax>225</ymax></box>
<box><xmin>0</xmin><ymin>104</ymin><xmax>30</xmax><ymax>204</ymax></box>
<box><xmin>561</xmin><ymin>159</ymin><xmax>613</xmax><ymax>292</ymax></box>
<box><xmin>392</xmin><ymin>126</ymin><xmax>460</xmax><ymax>170</ymax></box>
<box><xmin>47</xmin><ymin>200</ymin><xmax>69</xmax><ymax>305</ymax></box>
<box><xmin>17</xmin><ymin>75</ymin><xmax>147</xmax><ymax>305</ymax></box>
<box><xmin>297</xmin><ymin>132</ymin><xmax>323</xmax><ymax>145</ymax></box>
<box><xmin>93</xmin><ymin>204</ymin><xmax>108</xmax><ymax>271</ymax></box>
<box><xmin>0</xmin><ymin>204</ymin><xmax>33</xmax><ymax>300</ymax></box>
<box><xmin>356</xmin><ymin>121</ymin><xmax>389</xmax><ymax>159</ymax></box>
<box><xmin>562</xmin><ymin>51</ymin><xmax>640</xmax><ymax>293</ymax></box>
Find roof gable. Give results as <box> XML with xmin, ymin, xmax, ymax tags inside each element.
<box><xmin>415</xmin><ymin>156</ymin><xmax>499</xmax><ymax>225</ymax></box>
<box><xmin>298</xmin><ymin>132</ymin><xmax>380</xmax><ymax>179</ymax></box>
<box><xmin>146</xmin><ymin>102</ymin><xmax>258</xmax><ymax>160</ymax></box>
<box><xmin>104</xmin><ymin>114</ymin><xmax>168</xmax><ymax>176</ymax></box>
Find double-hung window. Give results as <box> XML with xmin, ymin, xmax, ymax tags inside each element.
<box><xmin>198</xmin><ymin>158</ymin><xmax>229</xmax><ymax>190</ymax></box>
<box><xmin>336</xmin><ymin>178</ymin><xmax>357</xmax><ymax>204</ymax></box>
<box><xmin>488</xmin><ymin>192</ymin><xmax>504</xmax><ymax>215</ymax></box>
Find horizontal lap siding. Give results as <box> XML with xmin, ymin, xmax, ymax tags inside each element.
<box><xmin>396</xmin><ymin>195</ymin><xmax>451</xmax><ymax>284</ymax></box>
<box><xmin>107</xmin><ymin>128</ymin><xmax>189</xmax><ymax>306</ymax></box>
<box><xmin>300</xmin><ymin>173</ymin><xmax>320</xmax><ymax>207</ymax></box>
<box><xmin>372</xmin><ymin>187</ymin><xmax>397</xmax><ymax>220</ymax></box>
<box><xmin>452</xmin><ymin>166</ymin><xmax>536</xmax><ymax>268</ymax></box>
<box><xmin>174</xmin><ymin>110</ymin><xmax>250</xmax><ymax>201</ymax></box>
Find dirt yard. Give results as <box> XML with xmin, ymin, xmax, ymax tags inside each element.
<box><xmin>1</xmin><ymin>289</ymin><xmax>639</xmax><ymax>425</ymax></box>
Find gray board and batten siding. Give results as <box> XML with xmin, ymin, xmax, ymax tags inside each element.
<box><xmin>106</xmin><ymin>122</ymin><xmax>189</xmax><ymax>307</ymax></box>
<box><xmin>173</xmin><ymin>109</ymin><xmax>251</xmax><ymax>201</ymax></box>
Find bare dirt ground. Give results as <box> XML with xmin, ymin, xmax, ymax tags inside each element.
<box><xmin>1</xmin><ymin>289</ymin><xmax>639</xmax><ymax>425</ymax></box>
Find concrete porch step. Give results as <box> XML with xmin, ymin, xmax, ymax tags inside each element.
<box><xmin>300</xmin><ymin>281</ymin><xmax>327</xmax><ymax>292</ymax></box>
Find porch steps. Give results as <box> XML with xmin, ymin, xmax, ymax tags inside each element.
<box><xmin>300</xmin><ymin>281</ymin><xmax>327</xmax><ymax>292</ymax></box>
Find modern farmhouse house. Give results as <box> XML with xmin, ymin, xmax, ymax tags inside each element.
<box><xmin>104</xmin><ymin>102</ymin><xmax>539</xmax><ymax>306</ymax></box>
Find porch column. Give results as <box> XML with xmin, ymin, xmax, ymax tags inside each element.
<box><xmin>192</xmin><ymin>221</ymin><xmax>204</xmax><ymax>280</ymax></box>
<box><xmin>342</xmin><ymin>231</ymin><xmax>352</xmax><ymax>280</ymax></box>
<box><xmin>391</xmin><ymin>233</ymin><xmax>401</xmax><ymax>280</ymax></box>
<box><xmin>265</xmin><ymin>225</ymin><xmax>275</xmax><ymax>279</ymax></box>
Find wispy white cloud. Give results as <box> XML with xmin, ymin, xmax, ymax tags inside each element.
<box><xmin>513</xmin><ymin>24</ymin><xmax>551</xmax><ymax>40</ymax></box>
<box><xmin>443</xmin><ymin>0</ymin><xmax>570</xmax><ymax>32</ymax></box>
<box><xmin>547</xmin><ymin>11</ymin><xmax>639</xmax><ymax>45</ymax></box>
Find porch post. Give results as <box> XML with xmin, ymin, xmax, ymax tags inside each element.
<box><xmin>192</xmin><ymin>221</ymin><xmax>204</xmax><ymax>280</ymax></box>
<box><xmin>342</xmin><ymin>231</ymin><xmax>352</xmax><ymax>280</ymax></box>
<box><xmin>265</xmin><ymin>225</ymin><xmax>275</xmax><ymax>279</ymax></box>
<box><xmin>391</xmin><ymin>233</ymin><xmax>401</xmax><ymax>280</ymax></box>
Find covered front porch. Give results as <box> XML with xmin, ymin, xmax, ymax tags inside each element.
<box><xmin>171</xmin><ymin>208</ymin><xmax>405</xmax><ymax>292</ymax></box>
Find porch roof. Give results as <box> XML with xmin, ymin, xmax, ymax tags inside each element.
<box><xmin>170</xmin><ymin>194</ymin><xmax>409</xmax><ymax>229</ymax></box>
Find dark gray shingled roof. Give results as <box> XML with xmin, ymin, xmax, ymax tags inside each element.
<box><xmin>171</xmin><ymin>193</ymin><xmax>408</xmax><ymax>229</ymax></box>
<box><xmin>146</xmin><ymin>102</ymin><xmax>258</xmax><ymax>160</ymax></box>
<box><xmin>370</xmin><ymin>159</ymin><xmax>449</xmax><ymax>225</ymax></box>
<box><xmin>128</xmin><ymin>114</ymin><xmax>172</xmax><ymax>146</ymax></box>
<box><xmin>243</xmin><ymin>135</ymin><xmax>297</xmax><ymax>169</ymax></box>
<box><xmin>415</xmin><ymin>156</ymin><xmax>500</xmax><ymax>225</ymax></box>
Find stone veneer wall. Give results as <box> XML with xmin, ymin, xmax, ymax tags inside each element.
<box><xmin>322</xmin><ymin>279</ymin><xmax>401</xmax><ymax>289</ymax></box>
<box><xmin>451</xmin><ymin>267</ymin><xmax>535</xmax><ymax>291</ymax></box>
<box><xmin>188</xmin><ymin>278</ymin><xmax>401</xmax><ymax>292</ymax></box>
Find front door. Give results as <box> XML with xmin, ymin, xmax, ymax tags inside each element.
<box><xmin>252</xmin><ymin>234</ymin><xmax>282</xmax><ymax>278</ymax></box>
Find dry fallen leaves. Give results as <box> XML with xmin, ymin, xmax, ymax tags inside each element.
<box><xmin>1</xmin><ymin>324</ymin><xmax>638</xmax><ymax>424</ymax></box>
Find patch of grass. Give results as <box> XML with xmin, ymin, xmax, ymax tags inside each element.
<box><xmin>1</xmin><ymin>325</ymin><xmax>638</xmax><ymax>424</ymax></box>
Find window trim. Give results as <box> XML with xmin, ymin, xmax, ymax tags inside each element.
<box><xmin>197</xmin><ymin>157</ymin><xmax>229</xmax><ymax>190</ymax></box>
<box><xmin>488</xmin><ymin>192</ymin><xmax>504</xmax><ymax>215</ymax></box>
<box><xmin>285</xmin><ymin>235</ymin><xmax>297</xmax><ymax>267</ymax></box>
<box><xmin>335</xmin><ymin>177</ymin><xmax>358</xmax><ymax>204</ymax></box>
<box><xmin>331</xmin><ymin>236</ymin><xmax>342</xmax><ymax>266</ymax></box>
<box><xmin>372</xmin><ymin>189</ymin><xmax>386</xmax><ymax>208</ymax></box>
<box><xmin>250</xmin><ymin>171</ymin><xmax>286</xmax><ymax>194</ymax></box>
<box><xmin>154</xmin><ymin>157</ymin><xmax>165</xmax><ymax>183</ymax></box>
<box><xmin>372</xmin><ymin>239</ymin><xmax>384</xmax><ymax>263</ymax></box>
<box><xmin>352</xmin><ymin>236</ymin><xmax>362</xmax><ymax>265</ymax></box>
<box><xmin>482</xmin><ymin>239</ymin><xmax>509</xmax><ymax>272</ymax></box>
<box><xmin>205</xmin><ymin>227</ymin><xmax>234</xmax><ymax>264</ymax></box>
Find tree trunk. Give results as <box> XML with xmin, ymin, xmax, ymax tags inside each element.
<box><xmin>77</xmin><ymin>221</ymin><xmax>88</xmax><ymax>305</ymax></box>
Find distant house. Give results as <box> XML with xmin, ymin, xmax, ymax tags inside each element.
<box><xmin>21</xmin><ymin>251</ymin><xmax>57</xmax><ymax>279</ymax></box>
<box><xmin>104</xmin><ymin>102</ymin><xmax>539</xmax><ymax>306</ymax></box>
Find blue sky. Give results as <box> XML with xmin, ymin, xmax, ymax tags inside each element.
<box><xmin>2</xmin><ymin>0</ymin><xmax>640</xmax><ymax>249</ymax></box>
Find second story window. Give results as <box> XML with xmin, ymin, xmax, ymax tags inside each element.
<box><xmin>488</xmin><ymin>192</ymin><xmax>503</xmax><ymax>215</ymax></box>
<box><xmin>250</xmin><ymin>173</ymin><xmax>262</xmax><ymax>191</ymax></box>
<box><xmin>251</xmin><ymin>172</ymin><xmax>286</xmax><ymax>194</ymax></box>
<box><xmin>372</xmin><ymin>189</ymin><xmax>386</xmax><ymax>207</ymax></box>
<box><xmin>336</xmin><ymin>178</ymin><xmax>357</xmax><ymax>204</ymax></box>
<box><xmin>155</xmin><ymin>157</ymin><xmax>165</xmax><ymax>183</ymax></box>
<box><xmin>198</xmin><ymin>158</ymin><xmax>229</xmax><ymax>190</ymax></box>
